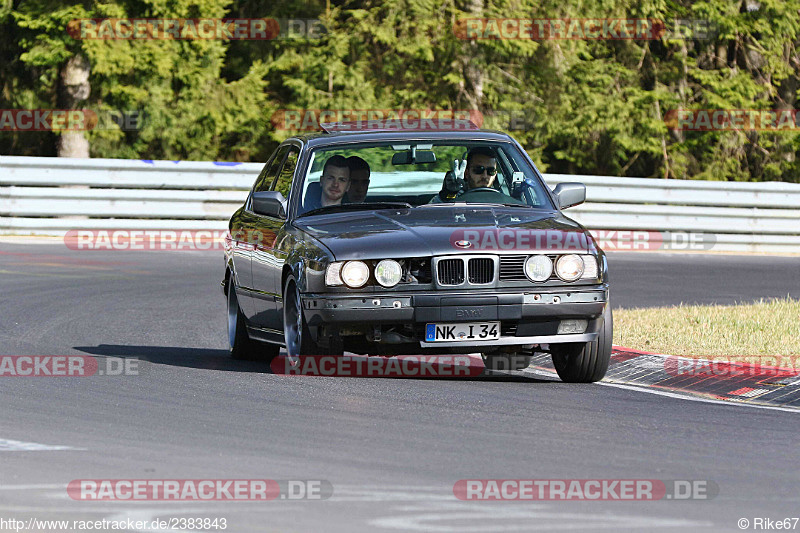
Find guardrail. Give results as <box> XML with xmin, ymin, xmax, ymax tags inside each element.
<box><xmin>1</xmin><ymin>155</ymin><xmax>799</xmax><ymax>253</ymax></box>
<box><xmin>547</xmin><ymin>174</ymin><xmax>800</xmax><ymax>253</ymax></box>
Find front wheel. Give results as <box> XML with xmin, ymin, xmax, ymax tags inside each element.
<box><xmin>550</xmin><ymin>304</ymin><xmax>613</xmax><ymax>383</ymax></box>
<box><xmin>283</xmin><ymin>276</ymin><xmax>321</xmax><ymax>358</ymax></box>
<box><xmin>227</xmin><ymin>275</ymin><xmax>278</xmax><ymax>361</ymax></box>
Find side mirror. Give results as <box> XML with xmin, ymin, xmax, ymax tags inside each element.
<box><xmin>552</xmin><ymin>182</ymin><xmax>586</xmax><ymax>210</ymax></box>
<box><xmin>252</xmin><ymin>191</ymin><xmax>287</xmax><ymax>218</ymax></box>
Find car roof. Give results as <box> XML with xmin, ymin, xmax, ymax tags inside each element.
<box><xmin>291</xmin><ymin>128</ymin><xmax>517</xmax><ymax>148</ymax></box>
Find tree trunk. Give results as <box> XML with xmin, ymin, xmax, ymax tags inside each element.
<box><xmin>57</xmin><ymin>54</ymin><xmax>91</xmax><ymax>158</ymax></box>
<box><xmin>459</xmin><ymin>0</ymin><xmax>484</xmax><ymax>110</ymax></box>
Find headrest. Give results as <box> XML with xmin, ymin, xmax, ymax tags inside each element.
<box><xmin>303</xmin><ymin>181</ymin><xmax>322</xmax><ymax>209</ymax></box>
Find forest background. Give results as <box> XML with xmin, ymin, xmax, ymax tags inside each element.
<box><xmin>2</xmin><ymin>0</ymin><xmax>799</xmax><ymax>182</ymax></box>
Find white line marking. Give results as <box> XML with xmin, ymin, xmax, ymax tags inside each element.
<box><xmin>0</xmin><ymin>438</ymin><xmax>86</xmax><ymax>451</ymax></box>
<box><xmin>0</xmin><ymin>484</ymin><xmax>66</xmax><ymax>490</ymax></box>
<box><xmin>370</xmin><ymin>502</ymin><xmax>710</xmax><ymax>531</ymax></box>
<box><xmin>780</xmin><ymin>375</ymin><xmax>800</xmax><ymax>386</ymax></box>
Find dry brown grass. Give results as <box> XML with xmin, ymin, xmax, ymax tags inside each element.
<box><xmin>614</xmin><ymin>297</ymin><xmax>800</xmax><ymax>365</ymax></box>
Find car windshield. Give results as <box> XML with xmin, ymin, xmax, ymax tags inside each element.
<box><xmin>297</xmin><ymin>141</ymin><xmax>553</xmax><ymax>216</ymax></box>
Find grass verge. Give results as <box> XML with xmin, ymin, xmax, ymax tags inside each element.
<box><xmin>614</xmin><ymin>297</ymin><xmax>800</xmax><ymax>365</ymax></box>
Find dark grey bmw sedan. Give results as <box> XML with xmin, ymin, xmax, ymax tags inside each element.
<box><xmin>223</xmin><ymin>126</ymin><xmax>611</xmax><ymax>382</ymax></box>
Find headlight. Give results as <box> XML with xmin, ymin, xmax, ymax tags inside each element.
<box><xmin>555</xmin><ymin>254</ymin><xmax>584</xmax><ymax>282</ymax></box>
<box><xmin>340</xmin><ymin>261</ymin><xmax>370</xmax><ymax>288</ymax></box>
<box><xmin>580</xmin><ymin>255</ymin><xmax>598</xmax><ymax>279</ymax></box>
<box><xmin>524</xmin><ymin>255</ymin><xmax>552</xmax><ymax>282</ymax></box>
<box><xmin>375</xmin><ymin>259</ymin><xmax>402</xmax><ymax>287</ymax></box>
<box><xmin>325</xmin><ymin>262</ymin><xmax>344</xmax><ymax>286</ymax></box>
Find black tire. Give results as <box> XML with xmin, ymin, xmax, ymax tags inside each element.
<box><xmin>482</xmin><ymin>353</ymin><xmax>533</xmax><ymax>371</ymax></box>
<box><xmin>283</xmin><ymin>276</ymin><xmax>322</xmax><ymax>357</ymax></box>
<box><xmin>550</xmin><ymin>304</ymin><xmax>613</xmax><ymax>383</ymax></box>
<box><xmin>227</xmin><ymin>275</ymin><xmax>279</xmax><ymax>361</ymax></box>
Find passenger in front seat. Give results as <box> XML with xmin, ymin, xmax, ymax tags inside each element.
<box><xmin>303</xmin><ymin>155</ymin><xmax>351</xmax><ymax>212</ymax></box>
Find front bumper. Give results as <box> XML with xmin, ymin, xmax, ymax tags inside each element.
<box><xmin>302</xmin><ymin>285</ymin><xmax>608</xmax><ymax>347</ymax></box>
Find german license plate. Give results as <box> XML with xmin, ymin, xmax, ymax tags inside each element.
<box><xmin>425</xmin><ymin>321</ymin><xmax>500</xmax><ymax>342</ymax></box>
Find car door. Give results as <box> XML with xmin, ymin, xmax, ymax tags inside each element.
<box><xmin>233</xmin><ymin>145</ymin><xmax>289</xmax><ymax>321</ymax></box>
<box><xmin>250</xmin><ymin>144</ymin><xmax>300</xmax><ymax>331</ymax></box>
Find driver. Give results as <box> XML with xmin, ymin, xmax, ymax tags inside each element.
<box><xmin>464</xmin><ymin>147</ymin><xmax>497</xmax><ymax>189</ymax></box>
<box><xmin>433</xmin><ymin>147</ymin><xmax>497</xmax><ymax>202</ymax></box>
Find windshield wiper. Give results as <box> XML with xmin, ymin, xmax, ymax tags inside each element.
<box><xmin>490</xmin><ymin>202</ymin><xmax>535</xmax><ymax>208</ymax></box>
<box><xmin>417</xmin><ymin>202</ymin><xmax>534</xmax><ymax>209</ymax></box>
<box><xmin>298</xmin><ymin>202</ymin><xmax>413</xmax><ymax>218</ymax></box>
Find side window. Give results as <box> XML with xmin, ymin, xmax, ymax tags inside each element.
<box><xmin>253</xmin><ymin>145</ymin><xmax>290</xmax><ymax>193</ymax></box>
<box><xmin>271</xmin><ymin>147</ymin><xmax>299</xmax><ymax>198</ymax></box>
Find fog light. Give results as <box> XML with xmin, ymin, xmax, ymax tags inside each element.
<box><xmin>558</xmin><ymin>319</ymin><xmax>588</xmax><ymax>334</ymax></box>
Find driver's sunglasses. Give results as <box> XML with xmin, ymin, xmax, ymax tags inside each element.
<box><xmin>470</xmin><ymin>165</ymin><xmax>497</xmax><ymax>176</ymax></box>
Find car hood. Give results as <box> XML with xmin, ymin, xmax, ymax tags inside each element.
<box><xmin>293</xmin><ymin>206</ymin><xmax>593</xmax><ymax>259</ymax></box>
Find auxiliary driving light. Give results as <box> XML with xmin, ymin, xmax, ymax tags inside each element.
<box><xmin>557</xmin><ymin>319</ymin><xmax>588</xmax><ymax>334</ymax></box>
<box><xmin>375</xmin><ymin>259</ymin><xmax>402</xmax><ymax>287</ymax></box>
<box><xmin>524</xmin><ymin>255</ymin><xmax>553</xmax><ymax>282</ymax></box>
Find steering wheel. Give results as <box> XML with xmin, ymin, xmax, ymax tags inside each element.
<box><xmin>457</xmin><ymin>187</ymin><xmax>524</xmax><ymax>204</ymax></box>
<box><xmin>462</xmin><ymin>187</ymin><xmax>503</xmax><ymax>195</ymax></box>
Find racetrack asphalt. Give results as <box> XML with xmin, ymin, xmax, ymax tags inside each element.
<box><xmin>0</xmin><ymin>242</ymin><xmax>798</xmax><ymax>532</ymax></box>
